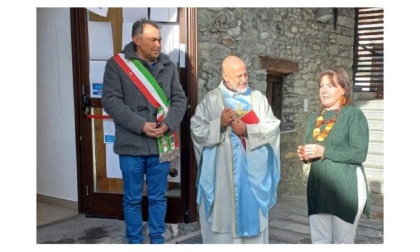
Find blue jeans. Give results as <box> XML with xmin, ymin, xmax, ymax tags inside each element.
<box><xmin>119</xmin><ymin>155</ymin><xmax>170</xmax><ymax>244</ymax></box>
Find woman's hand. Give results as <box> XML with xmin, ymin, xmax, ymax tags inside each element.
<box><xmin>297</xmin><ymin>145</ymin><xmax>309</xmax><ymax>161</ymax></box>
<box><xmin>303</xmin><ymin>144</ymin><xmax>324</xmax><ymax>160</ymax></box>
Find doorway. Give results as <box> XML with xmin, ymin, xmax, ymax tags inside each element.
<box><xmin>70</xmin><ymin>7</ymin><xmax>198</xmax><ymax>223</ymax></box>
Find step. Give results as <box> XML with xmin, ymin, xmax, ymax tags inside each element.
<box><xmin>364</xmin><ymin>154</ymin><xmax>384</xmax><ymax>167</ymax></box>
<box><xmin>367</xmin><ymin>120</ymin><xmax>384</xmax><ymax>132</ymax></box>
<box><xmin>369</xmin><ymin>131</ymin><xmax>384</xmax><ymax>143</ymax></box>
<box><xmin>368</xmin><ymin>142</ymin><xmax>384</xmax><ymax>155</ymax></box>
<box><xmin>354</xmin><ymin>99</ymin><xmax>384</xmax><ymax>111</ymax></box>
<box><xmin>362</xmin><ymin>110</ymin><xmax>383</xmax><ymax>121</ymax></box>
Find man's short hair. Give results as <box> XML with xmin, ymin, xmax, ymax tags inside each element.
<box><xmin>132</xmin><ymin>18</ymin><xmax>160</xmax><ymax>37</ymax></box>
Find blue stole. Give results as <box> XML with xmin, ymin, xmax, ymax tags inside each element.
<box><xmin>219</xmin><ymin>87</ymin><xmax>260</xmax><ymax>237</ymax></box>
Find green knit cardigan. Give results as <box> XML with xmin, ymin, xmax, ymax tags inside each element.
<box><xmin>304</xmin><ymin>105</ymin><xmax>371</xmax><ymax>223</ymax></box>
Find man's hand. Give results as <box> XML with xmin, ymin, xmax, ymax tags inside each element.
<box><xmin>143</xmin><ymin>122</ymin><xmax>169</xmax><ymax>138</ymax></box>
<box><xmin>221</xmin><ymin>108</ymin><xmax>236</xmax><ymax>128</ymax></box>
<box><xmin>231</xmin><ymin>119</ymin><xmax>246</xmax><ymax>137</ymax></box>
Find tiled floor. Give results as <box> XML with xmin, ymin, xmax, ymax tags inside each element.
<box><xmin>37</xmin><ymin>201</ymin><xmax>79</xmax><ymax>227</ymax></box>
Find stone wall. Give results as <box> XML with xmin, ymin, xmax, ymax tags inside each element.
<box><xmin>197</xmin><ymin>8</ymin><xmax>356</xmax><ymax>194</ymax></box>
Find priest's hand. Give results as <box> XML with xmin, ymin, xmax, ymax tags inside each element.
<box><xmin>231</xmin><ymin>118</ymin><xmax>246</xmax><ymax>137</ymax></box>
<box><xmin>221</xmin><ymin>108</ymin><xmax>236</xmax><ymax>128</ymax></box>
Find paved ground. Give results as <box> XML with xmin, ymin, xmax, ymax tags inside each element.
<box><xmin>37</xmin><ymin>192</ymin><xmax>383</xmax><ymax>244</ymax></box>
<box><xmin>175</xmin><ymin>192</ymin><xmax>384</xmax><ymax>244</ymax></box>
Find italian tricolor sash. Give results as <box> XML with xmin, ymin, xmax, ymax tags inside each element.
<box><xmin>114</xmin><ymin>53</ymin><xmax>180</xmax><ymax>162</ymax></box>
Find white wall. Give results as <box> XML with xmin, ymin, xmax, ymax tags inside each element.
<box><xmin>37</xmin><ymin>8</ymin><xmax>78</xmax><ymax>202</ymax></box>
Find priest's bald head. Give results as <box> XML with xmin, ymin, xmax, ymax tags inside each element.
<box><xmin>222</xmin><ymin>56</ymin><xmax>249</xmax><ymax>93</ymax></box>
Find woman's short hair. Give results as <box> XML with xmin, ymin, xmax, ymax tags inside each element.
<box><xmin>317</xmin><ymin>67</ymin><xmax>352</xmax><ymax>105</ymax></box>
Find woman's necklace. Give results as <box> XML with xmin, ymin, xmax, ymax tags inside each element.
<box><xmin>312</xmin><ymin>106</ymin><xmax>342</xmax><ymax>142</ymax></box>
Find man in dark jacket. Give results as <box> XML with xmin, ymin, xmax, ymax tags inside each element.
<box><xmin>102</xmin><ymin>19</ymin><xmax>187</xmax><ymax>244</ymax></box>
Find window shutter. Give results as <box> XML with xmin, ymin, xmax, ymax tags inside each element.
<box><xmin>353</xmin><ymin>8</ymin><xmax>384</xmax><ymax>99</ymax></box>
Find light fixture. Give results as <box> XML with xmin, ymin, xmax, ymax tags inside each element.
<box><xmin>316</xmin><ymin>8</ymin><xmax>333</xmax><ymax>23</ymax></box>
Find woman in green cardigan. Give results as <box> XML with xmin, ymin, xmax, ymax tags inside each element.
<box><xmin>297</xmin><ymin>67</ymin><xmax>370</xmax><ymax>244</ymax></box>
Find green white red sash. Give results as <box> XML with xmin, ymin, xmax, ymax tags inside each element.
<box><xmin>113</xmin><ymin>53</ymin><xmax>180</xmax><ymax>162</ymax></box>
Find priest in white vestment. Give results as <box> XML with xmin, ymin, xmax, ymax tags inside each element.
<box><xmin>190</xmin><ymin>55</ymin><xmax>281</xmax><ymax>244</ymax></box>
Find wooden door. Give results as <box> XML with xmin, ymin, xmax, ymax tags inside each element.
<box><xmin>70</xmin><ymin>7</ymin><xmax>198</xmax><ymax>223</ymax></box>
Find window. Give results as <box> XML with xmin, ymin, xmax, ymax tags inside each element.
<box><xmin>266</xmin><ymin>73</ymin><xmax>295</xmax><ymax>131</ymax></box>
<box><xmin>353</xmin><ymin>8</ymin><xmax>384</xmax><ymax>99</ymax></box>
<box><xmin>266</xmin><ymin>73</ymin><xmax>284</xmax><ymax>120</ymax></box>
